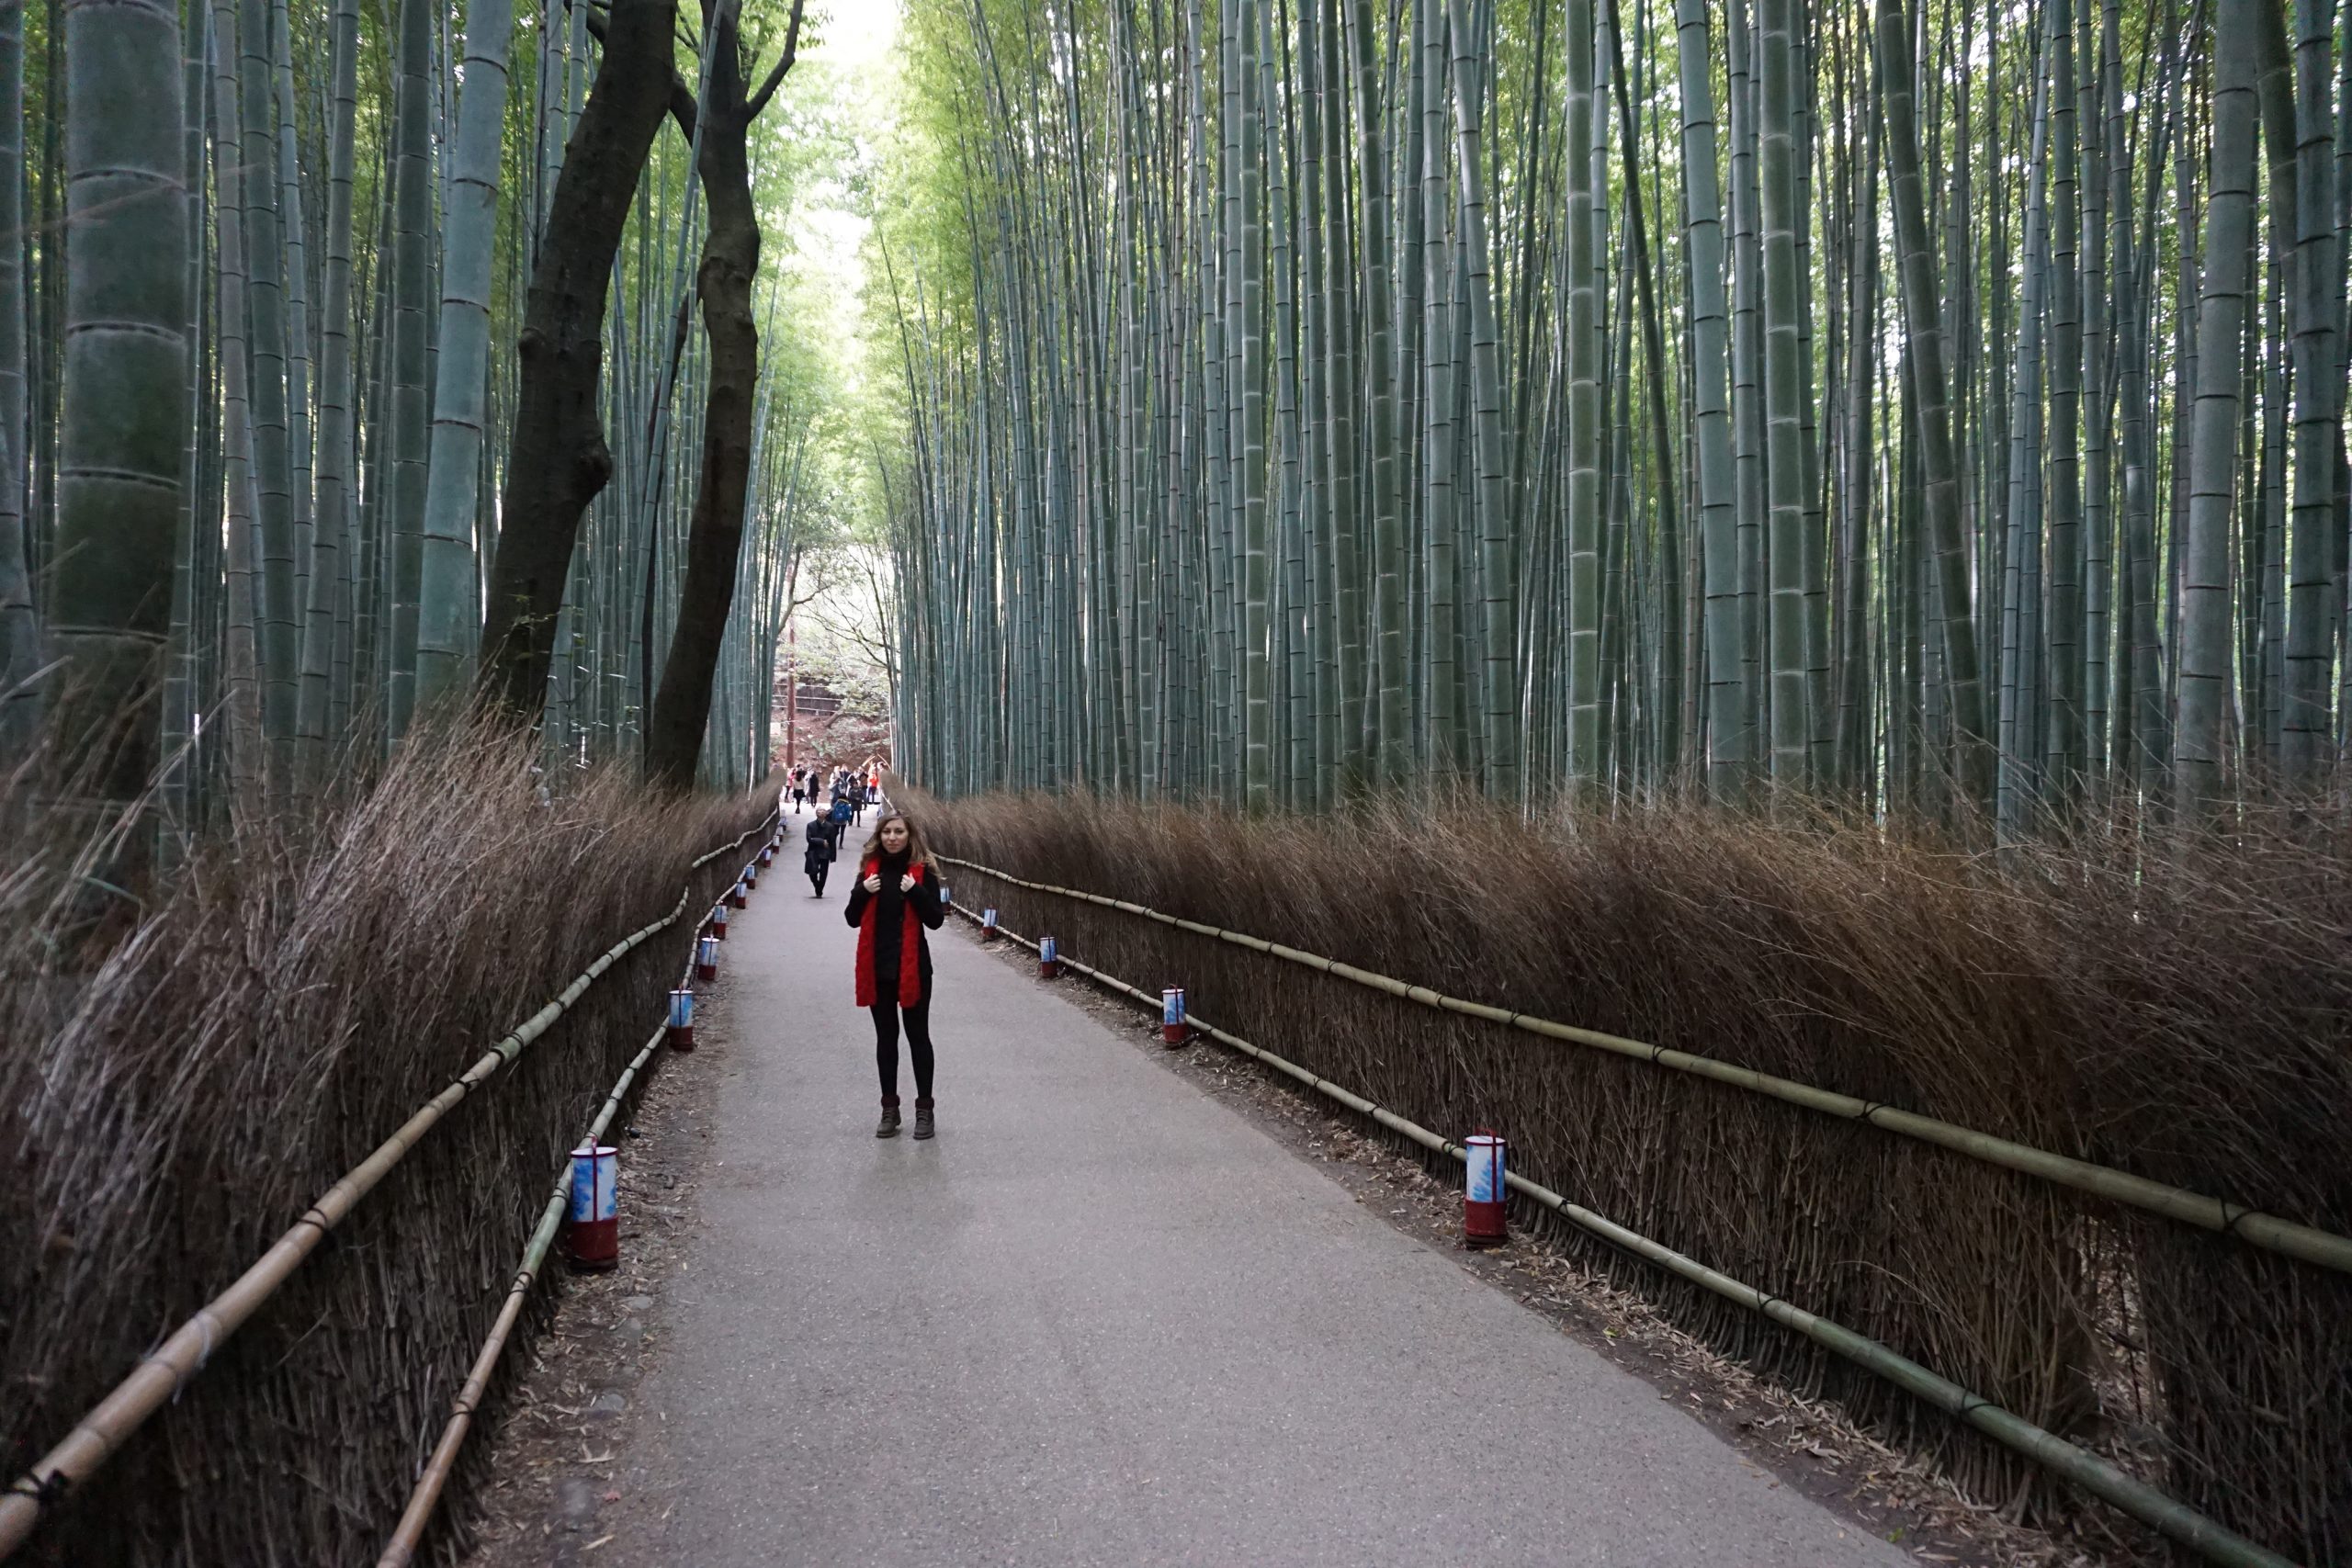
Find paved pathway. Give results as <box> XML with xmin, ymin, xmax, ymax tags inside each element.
<box><xmin>603</xmin><ymin>819</ymin><xmax>1907</xmax><ymax>1567</ymax></box>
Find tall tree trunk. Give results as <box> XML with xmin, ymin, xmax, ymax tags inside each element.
<box><xmin>2282</xmin><ymin>0</ymin><xmax>2340</xmax><ymax>780</ymax></box>
<box><xmin>1874</xmin><ymin>0</ymin><xmax>1992</xmax><ymax>809</ymax></box>
<box><xmin>0</xmin><ymin>0</ymin><xmax>32</xmax><ymax>757</ymax></box>
<box><xmin>1239</xmin><ymin>0</ymin><xmax>1272</xmax><ymax>810</ymax></box>
<box><xmin>478</xmin><ymin>0</ymin><xmax>682</xmax><ymax>722</ymax></box>
<box><xmin>296</xmin><ymin>0</ymin><xmax>359</xmax><ymax>773</ymax></box>
<box><xmin>46</xmin><ymin>0</ymin><xmax>187</xmax><ymax>863</ymax></box>
<box><xmin>1758</xmin><ymin>0</ymin><xmax>1808</xmax><ymax>791</ymax></box>
<box><xmin>414</xmin><ymin>0</ymin><xmax>515</xmax><ymax>709</ymax></box>
<box><xmin>644</xmin><ymin>0</ymin><xmax>804</xmax><ymax>791</ymax></box>
<box><xmin>2177</xmin><ymin>0</ymin><xmax>2262</xmax><ymax>810</ymax></box>
<box><xmin>1453</xmin><ymin>0</ymin><xmax>1524</xmax><ymax>801</ymax></box>
<box><xmin>1675</xmin><ymin>0</ymin><xmax>1746</xmax><ymax>802</ymax></box>
<box><xmin>237</xmin><ymin>0</ymin><xmax>294</xmax><ymax>785</ymax></box>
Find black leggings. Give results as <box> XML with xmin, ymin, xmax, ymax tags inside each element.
<box><xmin>872</xmin><ymin>997</ymin><xmax>934</xmax><ymax>1101</ymax></box>
<box><xmin>808</xmin><ymin>862</ymin><xmax>829</xmax><ymax>895</ymax></box>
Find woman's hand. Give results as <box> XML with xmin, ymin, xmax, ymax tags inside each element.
<box><xmin>862</xmin><ymin>873</ymin><xmax>882</xmax><ymax>894</ymax></box>
<box><xmin>899</xmin><ymin>873</ymin><xmax>917</xmax><ymax>893</ymax></box>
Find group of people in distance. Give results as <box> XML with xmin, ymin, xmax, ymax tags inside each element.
<box><xmin>799</xmin><ymin>761</ymin><xmax>888</xmax><ymax>893</ymax></box>
<box><xmin>786</xmin><ymin>761</ymin><xmax>877</xmax><ymax>820</ymax></box>
<box><xmin>789</xmin><ymin>761</ymin><xmax>879</xmax><ymax>897</ymax></box>
<box><xmin>785</xmin><ymin>761</ymin><xmax>944</xmax><ymax>1140</ymax></box>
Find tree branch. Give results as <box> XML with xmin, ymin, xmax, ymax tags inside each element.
<box><xmin>745</xmin><ymin>0</ymin><xmax>807</xmax><ymax>119</ymax></box>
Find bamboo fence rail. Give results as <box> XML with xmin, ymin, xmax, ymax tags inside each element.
<box><xmin>949</xmin><ymin>899</ymin><xmax>2300</xmax><ymax>1568</ymax></box>
<box><xmin>375</xmin><ymin>872</ymin><xmax>744</xmax><ymax>1566</ymax></box>
<box><xmin>0</xmin><ymin>810</ymin><xmax>777</xmax><ymax>1562</ymax></box>
<box><xmin>933</xmin><ymin>853</ymin><xmax>2352</xmax><ymax>1277</ymax></box>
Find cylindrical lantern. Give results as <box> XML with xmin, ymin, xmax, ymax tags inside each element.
<box><xmin>1039</xmin><ymin>935</ymin><xmax>1058</xmax><ymax>979</ymax></box>
<box><xmin>667</xmin><ymin>987</ymin><xmax>696</xmax><ymax>1054</ymax></box>
<box><xmin>758</xmin><ymin>845</ymin><xmax>774</xmax><ymax>868</ymax></box>
<box><xmin>981</xmin><ymin>908</ymin><xmax>1000</xmax><ymax>942</ymax></box>
<box><xmin>727</xmin><ymin>881</ymin><xmax>747</xmax><ymax>909</ymax></box>
<box><xmin>744</xmin><ymin>862</ymin><xmax>760</xmax><ymax>888</ymax></box>
<box><xmin>1161</xmin><ymin>987</ymin><xmax>1187</xmax><ymax>1046</ymax></box>
<box><xmin>709</xmin><ymin>903</ymin><xmax>729</xmax><ymax>942</ymax></box>
<box><xmin>565</xmin><ymin>1144</ymin><xmax>619</xmax><ymax>1271</ymax></box>
<box><xmin>938</xmin><ymin>884</ymin><xmax>952</xmax><ymax>910</ymax></box>
<box><xmin>695</xmin><ymin>934</ymin><xmax>718</xmax><ymax>982</ymax></box>
<box><xmin>1464</xmin><ymin>1132</ymin><xmax>1508</xmax><ymax>1247</ymax></box>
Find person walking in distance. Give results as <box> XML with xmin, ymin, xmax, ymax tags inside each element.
<box><xmin>846</xmin><ymin>811</ymin><xmax>946</xmax><ymax>1139</ymax></box>
<box><xmin>803</xmin><ymin>806</ymin><xmax>839</xmax><ymax>897</ymax></box>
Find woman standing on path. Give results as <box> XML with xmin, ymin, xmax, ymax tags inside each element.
<box><xmin>845</xmin><ymin>812</ymin><xmax>946</xmax><ymax>1140</ymax></box>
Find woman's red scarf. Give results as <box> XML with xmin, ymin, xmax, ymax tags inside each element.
<box><xmin>854</xmin><ymin>858</ymin><xmax>927</xmax><ymax>1008</ymax></box>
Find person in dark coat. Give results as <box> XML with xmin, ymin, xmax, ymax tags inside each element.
<box><xmin>803</xmin><ymin>811</ymin><xmax>839</xmax><ymax>896</ymax></box>
<box><xmin>844</xmin><ymin>811</ymin><xmax>947</xmax><ymax>1139</ymax></box>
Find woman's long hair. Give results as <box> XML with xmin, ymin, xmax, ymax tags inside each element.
<box><xmin>862</xmin><ymin>811</ymin><xmax>933</xmax><ymax>872</ymax></box>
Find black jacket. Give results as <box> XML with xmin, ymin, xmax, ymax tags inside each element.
<box><xmin>844</xmin><ymin>852</ymin><xmax>946</xmax><ymax>1005</ymax></box>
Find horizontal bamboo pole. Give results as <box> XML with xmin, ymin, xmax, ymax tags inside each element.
<box><xmin>936</xmin><ymin>857</ymin><xmax>2352</xmax><ymax>1276</ymax></box>
<box><xmin>378</xmin><ymin>1007</ymin><xmax>686</xmax><ymax>1562</ymax></box>
<box><xmin>949</xmin><ymin>903</ymin><xmax>2301</xmax><ymax>1568</ymax></box>
<box><xmin>383</xmin><ymin>823</ymin><xmax>780</xmax><ymax>1564</ymax></box>
<box><xmin>0</xmin><ymin>813</ymin><xmax>777</xmax><ymax>1562</ymax></box>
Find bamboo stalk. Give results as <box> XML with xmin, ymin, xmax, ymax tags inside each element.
<box><xmin>377</xmin><ymin>993</ymin><xmax>683</xmax><ymax>1567</ymax></box>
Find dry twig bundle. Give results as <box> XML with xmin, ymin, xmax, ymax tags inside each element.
<box><xmin>0</xmin><ymin>726</ymin><xmax>773</xmax><ymax>1563</ymax></box>
<box><xmin>920</xmin><ymin>788</ymin><xmax>2352</xmax><ymax>1563</ymax></box>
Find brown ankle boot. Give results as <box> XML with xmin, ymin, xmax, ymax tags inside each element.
<box><xmin>876</xmin><ymin>1098</ymin><xmax>901</xmax><ymax>1138</ymax></box>
<box><xmin>912</xmin><ymin>1098</ymin><xmax>935</xmax><ymax>1140</ymax></box>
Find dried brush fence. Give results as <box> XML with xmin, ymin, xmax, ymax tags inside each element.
<box><xmin>0</xmin><ymin>728</ymin><xmax>776</xmax><ymax>1564</ymax></box>
<box><xmin>914</xmin><ymin>790</ymin><xmax>2352</xmax><ymax>1566</ymax></box>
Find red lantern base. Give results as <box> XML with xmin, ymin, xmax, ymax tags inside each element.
<box><xmin>1162</xmin><ymin>1021</ymin><xmax>1186</xmax><ymax>1045</ymax></box>
<box><xmin>566</xmin><ymin>1217</ymin><xmax>618</xmax><ymax>1271</ymax></box>
<box><xmin>1464</xmin><ymin>1199</ymin><xmax>1508</xmax><ymax>1247</ymax></box>
<box><xmin>668</xmin><ymin>1023</ymin><xmax>695</xmax><ymax>1054</ymax></box>
<box><xmin>695</xmin><ymin>960</ymin><xmax>717</xmax><ymax>982</ymax></box>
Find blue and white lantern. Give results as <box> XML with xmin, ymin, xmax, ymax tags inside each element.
<box><xmin>695</xmin><ymin>934</ymin><xmax>719</xmax><ymax>981</ymax></box>
<box><xmin>566</xmin><ymin>1143</ymin><xmax>619</xmax><ymax>1269</ymax></box>
<box><xmin>1161</xmin><ymin>987</ymin><xmax>1187</xmax><ymax>1045</ymax></box>
<box><xmin>1038</xmin><ymin>934</ymin><xmax>1059</xmax><ymax>979</ymax></box>
<box><xmin>981</xmin><ymin>908</ymin><xmax>1000</xmax><ymax>942</ymax></box>
<box><xmin>667</xmin><ymin>987</ymin><xmax>696</xmax><ymax>1053</ymax></box>
<box><xmin>1464</xmin><ymin>1132</ymin><xmax>1507</xmax><ymax>1246</ymax></box>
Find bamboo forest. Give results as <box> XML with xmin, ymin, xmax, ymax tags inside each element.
<box><xmin>884</xmin><ymin>0</ymin><xmax>2352</xmax><ymax>833</ymax></box>
<box><xmin>3</xmin><ymin>1</ymin><xmax>2349</xmax><ymax>1567</ymax></box>
<box><xmin>0</xmin><ymin>0</ymin><xmax>852</xmax><ymax>840</ymax></box>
